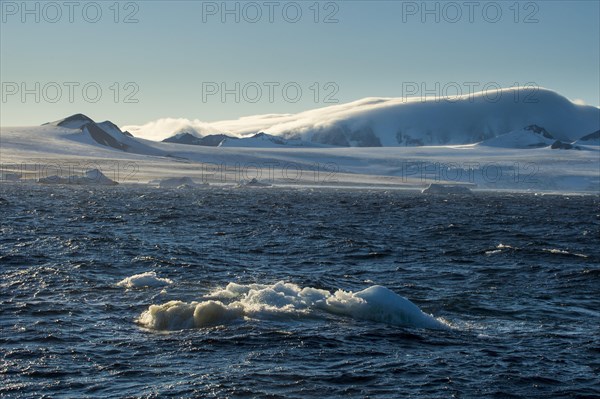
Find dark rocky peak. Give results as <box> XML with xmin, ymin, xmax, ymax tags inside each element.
<box><xmin>524</xmin><ymin>125</ymin><xmax>554</xmax><ymax>139</ymax></box>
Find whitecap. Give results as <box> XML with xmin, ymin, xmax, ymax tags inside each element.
<box><xmin>542</xmin><ymin>248</ymin><xmax>588</xmax><ymax>258</ymax></box>
<box><xmin>117</xmin><ymin>271</ymin><xmax>173</xmax><ymax>288</ymax></box>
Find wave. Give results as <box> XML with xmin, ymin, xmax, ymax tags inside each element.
<box><xmin>117</xmin><ymin>272</ymin><xmax>173</xmax><ymax>288</ymax></box>
<box><xmin>485</xmin><ymin>244</ymin><xmax>589</xmax><ymax>258</ymax></box>
<box><xmin>137</xmin><ymin>282</ymin><xmax>449</xmax><ymax>331</ymax></box>
<box><xmin>541</xmin><ymin>248</ymin><xmax>588</xmax><ymax>258</ymax></box>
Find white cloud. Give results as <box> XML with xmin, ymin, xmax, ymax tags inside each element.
<box><xmin>122</xmin><ymin>118</ymin><xmax>222</xmax><ymax>142</ymax></box>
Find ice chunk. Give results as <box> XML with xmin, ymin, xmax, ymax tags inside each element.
<box><xmin>117</xmin><ymin>271</ymin><xmax>173</xmax><ymax>288</ymax></box>
<box><xmin>138</xmin><ymin>281</ymin><xmax>449</xmax><ymax>331</ymax></box>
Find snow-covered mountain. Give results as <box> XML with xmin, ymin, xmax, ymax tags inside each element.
<box><xmin>44</xmin><ymin>114</ymin><xmax>165</xmax><ymax>156</ymax></box>
<box><xmin>163</xmin><ymin>131</ymin><xmax>238</xmax><ymax>147</ymax></box>
<box><xmin>574</xmin><ymin>130</ymin><xmax>600</xmax><ymax>146</ymax></box>
<box><xmin>164</xmin><ymin>131</ymin><xmax>325</xmax><ymax>148</ymax></box>
<box><xmin>125</xmin><ymin>87</ymin><xmax>600</xmax><ymax>147</ymax></box>
<box><xmin>2</xmin><ymin>109</ymin><xmax>599</xmax><ymax>192</ymax></box>
<box><xmin>476</xmin><ymin>124</ymin><xmax>589</xmax><ymax>150</ymax></box>
<box><xmin>477</xmin><ymin>125</ymin><xmax>557</xmax><ymax>149</ymax></box>
<box><xmin>219</xmin><ymin>132</ymin><xmax>325</xmax><ymax>148</ymax></box>
<box><xmin>1</xmin><ymin>87</ymin><xmax>599</xmax><ymax>192</ymax></box>
<box><xmin>44</xmin><ymin>113</ymin><xmax>95</xmax><ymax>129</ymax></box>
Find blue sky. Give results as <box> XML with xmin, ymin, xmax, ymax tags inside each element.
<box><xmin>1</xmin><ymin>0</ymin><xmax>598</xmax><ymax>126</ymax></box>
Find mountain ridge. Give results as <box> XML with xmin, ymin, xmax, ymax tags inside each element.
<box><xmin>124</xmin><ymin>87</ymin><xmax>600</xmax><ymax>147</ymax></box>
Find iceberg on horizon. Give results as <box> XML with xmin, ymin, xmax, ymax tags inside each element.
<box><xmin>38</xmin><ymin>169</ymin><xmax>118</xmax><ymax>186</ymax></box>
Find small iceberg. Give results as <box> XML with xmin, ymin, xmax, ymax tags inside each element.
<box><xmin>157</xmin><ymin>177</ymin><xmax>207</xmax><ymax>189</ymax></box>
<box><xmin>38</xmin><ymin>169</ymin><xmax>118</xmax><ymax>186</ymax></box>
<box><xmin>421</xmin><ymin>183</ymin><xmax>473</xmax><ymax>195</ymax></box>
<box><xmin>117</xmin><ymin>271</ymin><xmax>173</xmax><ymax>288</ymax></box>
<box><xmin>138</xmin><ymin>281</ymin><xmax>448</xmax><ymax>331</ymax></box>
<box><xmin>322</xmin><ymin>285</ymin><xmax>447</xmax><ymax>330</ymax></box>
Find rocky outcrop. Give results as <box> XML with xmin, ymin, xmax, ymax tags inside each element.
<box><xmin>524</xmin><ymin>124</ymin><xmax>555</xmax><ymax>139</ymax></box>
<box><xmin>551</xmin><ymin>140</ymin><xmax>577</xmax><ymax>150</ymax></box>
<box><xmin>83</xmin><ymin>122</ymin><xmax>129</xmax><ymax>151</ymax></box>
<box><xmin>45</xmin><ymin>113</ymin><xmax>95</xmax><ymax>129</ymax></box>
<box><xmin>163</xmin><ymin>132</ymin><xmax>235</xmax><ymax>147</ymax></box>
<box><xmin>578</xmin><ymin>130</ymin><xmax>600</xmax><ymax>142</ymax></box>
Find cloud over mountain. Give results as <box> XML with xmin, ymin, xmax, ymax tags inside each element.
<box><xmin>124</xmin><ymin>87</ymin><xmax>600</xmax><ymax>147</ymax></box>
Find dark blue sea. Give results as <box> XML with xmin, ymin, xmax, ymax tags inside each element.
<box><xmin>1</xmin><ymin>184</ymin><xmax>599</xmax><ymax>398</ymax></box>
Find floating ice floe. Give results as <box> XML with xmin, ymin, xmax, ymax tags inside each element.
<box><xmin>117</xmin><ymin>271</ymin><xmax>173</xmax><ymax>288</ymax></box>
<box><xmin>137</xmin><ymin>281</ymin><xmax>449</xmax><ymax>331</ymax></box>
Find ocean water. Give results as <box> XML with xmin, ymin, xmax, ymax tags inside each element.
<box><xmin>1</xmin><ymin>185</ymin><xmax>599</xmax><ymax>398</ymax></box>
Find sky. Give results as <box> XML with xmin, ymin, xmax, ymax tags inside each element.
<box><xmin>1</xmin><ymin>0</ymin><xmax>599</xmax><ymax>127</ymax></box>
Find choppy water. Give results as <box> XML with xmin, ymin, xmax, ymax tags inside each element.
<box><xmin>1</xmin><ymin>184</ymin><xmax>599</xmax><ymax>398</ymax></box>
